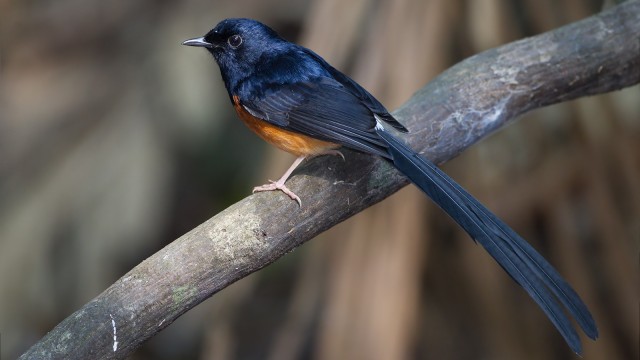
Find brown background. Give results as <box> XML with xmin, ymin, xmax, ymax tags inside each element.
<box><xmin>1</xmin><ymin>0</ymin><xmax>638</xmax><ymax>359</ymax></box>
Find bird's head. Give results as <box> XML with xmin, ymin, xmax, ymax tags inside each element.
<box><xmin>183</xmin><ymin>18</ymin><xmax>286</xmax><ymax>90</ymax></box>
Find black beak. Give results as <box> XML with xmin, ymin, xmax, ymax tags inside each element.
<box><xmin>182</xmin><ymin>37</ymin><xmax>214</xmax><ymax>48</ymax></box>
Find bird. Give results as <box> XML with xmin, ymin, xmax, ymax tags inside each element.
<box><xmin>182</xmin><ymin>18</ymin><xmax>598</xmax><ymax>354</ymax></box>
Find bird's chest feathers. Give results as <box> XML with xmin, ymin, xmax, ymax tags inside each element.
<box><xmin>231</xmin><ymin>95</ymin><xmax>337</xmax><ymax>156</ymax></box>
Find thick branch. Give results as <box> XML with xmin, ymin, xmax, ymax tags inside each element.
<box><xmin>21</xmin><ymin>2</ymin><xmax>640</xmax><ymax>359</ymax></box>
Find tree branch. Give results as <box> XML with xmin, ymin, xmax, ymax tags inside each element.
<box><xmin>21</xmin><ymin>2</ymin><xmax>640</xmax><ymax>359</ymax></box>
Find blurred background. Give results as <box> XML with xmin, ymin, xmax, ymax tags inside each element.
<box><xmin>1</xmin><ymin>0</ymin><xmax>638</xmax><ymax>359</ymax></box>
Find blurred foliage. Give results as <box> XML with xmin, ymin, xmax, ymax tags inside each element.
<box><xmin>0</xmin><ymin>0</ymin><xmax>638</xmax><ymax>359</ymax></box>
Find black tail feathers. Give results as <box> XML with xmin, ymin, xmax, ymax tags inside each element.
<box><xmin>376</xmin><ymin>128</ymin><xmax>598</xmax><ymax>354</ymax></box>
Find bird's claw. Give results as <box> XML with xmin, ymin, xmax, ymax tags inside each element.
<box><xmin>253</xmin><ymin>181</ymin><xmax>302</xmax><ymax>206</ymax></box>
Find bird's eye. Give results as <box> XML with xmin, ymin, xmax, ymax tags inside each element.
<box><xmin>228</xmin><ymin>35</ymin><xmax>242</xmax><ymax>48</ymax></box>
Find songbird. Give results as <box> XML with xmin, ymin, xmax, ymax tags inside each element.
<box><xmin>183</xmin><ymin>18</ymin><xmax>598</xmax><ymax>354</ymax></box>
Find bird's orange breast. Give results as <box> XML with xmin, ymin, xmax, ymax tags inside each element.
<box><xmin>232</xmin><ymin>95</ymin><xmax>338</xmax><ymax>156</ymax></box>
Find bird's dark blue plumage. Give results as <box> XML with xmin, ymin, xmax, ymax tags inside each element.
<box><xmin>183</xmin><ymin>18</ymin><xmax>598</xmax><ymax>354</ymax></box>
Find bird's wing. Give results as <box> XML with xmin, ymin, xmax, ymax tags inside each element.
<box><xmin>301</xmin><ymin>48</ymin><xmax>408</xmax><ymax>132</ymax></box>
<box><xmin>240</xmin><ymin>77</ymin><xmax>392</xmax><ymax>157</ymax></box>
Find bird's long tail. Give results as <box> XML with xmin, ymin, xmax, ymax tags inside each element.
<box><xmin>376</xmin><ymin>128</ymin><xmax>598</xmax><ymax>354</ymax></box>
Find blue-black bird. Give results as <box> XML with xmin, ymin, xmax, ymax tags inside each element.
<box><xmin>183</xmin><ymin>18</ymin><xmax>598</xmax><ymax>354</ymax></box>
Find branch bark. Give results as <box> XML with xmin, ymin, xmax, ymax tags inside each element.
<box><xmin>21</xmin><ymin>2</ymin><xmax>640</xmax><ymax>359</ymax></box>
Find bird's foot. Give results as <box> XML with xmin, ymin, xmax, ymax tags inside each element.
<box><xmin>253</xmin><ymin>180</ymin><xmax>302</xmax><ymax>207</ymax></box>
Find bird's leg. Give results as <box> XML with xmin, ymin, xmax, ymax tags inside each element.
<box><xmin>253</xmin><ymin>156</ymin><xmax>306</xmax><ymax>206</ymax></box>
<box><xmin>252</xmin><ymin>149</ymin><xmax>344</xmax><ymax>206</ymax></box>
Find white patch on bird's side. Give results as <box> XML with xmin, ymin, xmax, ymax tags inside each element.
<box><xmin>110</xmin><ymin>314</ymin><xmax>118</xmax><ymax>352</ymax></box>
<box><xmin>374</xmin><ymin>115</ymin><xmax>385</xmax><ymax>131</ymax></box>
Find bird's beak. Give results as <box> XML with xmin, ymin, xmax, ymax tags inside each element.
<box><xmin>182</xmin><ymin>37</ymin><xmax>214</xmax><ymax>48</ymax></box>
